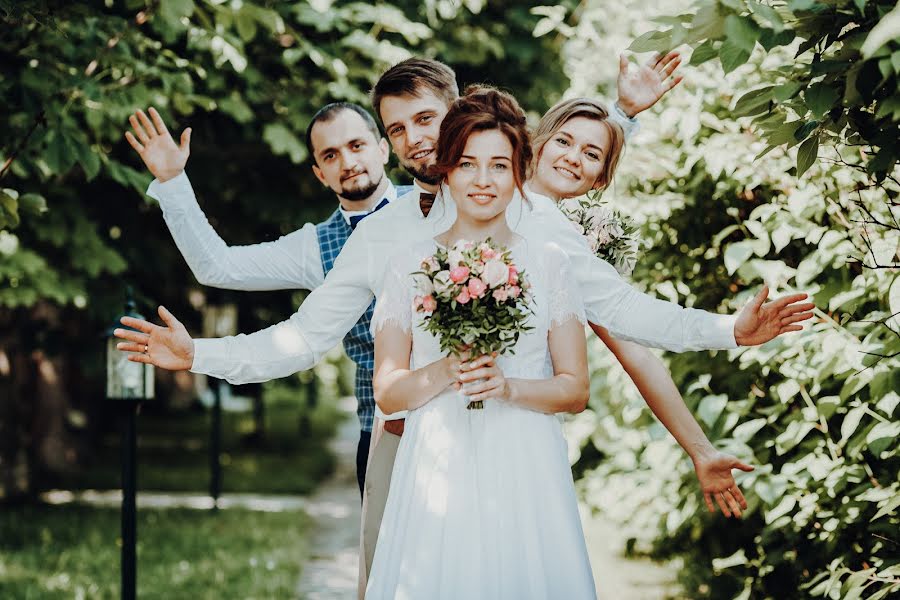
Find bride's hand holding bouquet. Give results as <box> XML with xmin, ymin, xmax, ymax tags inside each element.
<box><xmin>412</xmin><ymin>238</ymin><xmax>533</xmax><ymax>409</ymax></box>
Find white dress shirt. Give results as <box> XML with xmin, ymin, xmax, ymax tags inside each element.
<box><xmin>188</xmin><ymin>183</ymin><xmax>737</xmax><ymax>388</ymax></box>
<box><xmin>146</xmin><ymin>172</ymin><xmax>399</xmax><ymax>292</ymax></box>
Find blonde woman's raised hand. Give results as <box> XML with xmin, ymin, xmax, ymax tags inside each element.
<box><xmin>616</xmin><ymin>51</ymin><xmax>684</xmax><ymax>118</ymax></box>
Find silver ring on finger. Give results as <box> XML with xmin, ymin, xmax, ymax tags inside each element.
<box><xmin>143</xmin><ymin>344</ymin><xmax>149</xmax><ymax>354</ymax></box>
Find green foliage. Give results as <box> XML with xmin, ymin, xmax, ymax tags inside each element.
<box><xmin>0</xmin><ymin>504</ymin><xmax>312</xmax><ymax>598</ymax></box>
<box><xmin>630</xmin><ymin>0</ymin><xmax>900</xmax><ymax>179</ymax></box>
<box><xmin>0</xmin><ymin>0</ymin><xmax>571</xmax><ymax>500</ymax></box>
<box><xmin>554</xmin><ymin>1</ymin><xmax>899</xmax><ymax>599</ymax></box>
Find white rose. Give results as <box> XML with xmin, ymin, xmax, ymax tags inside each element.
<box><xmin>570</xmin><ymin>221</ymin><xmax>586</xmax><ymax>236</ymax></box>
<box><xmin>412</xmin><ymin>273</ymin><xmax>434</xmax><ymax>296</ymax></box>
<box><xmin>482</xmin><ymin>259</ymin><xmax>509</xmax><ymax>288</ymax></box>
<box><xmin>586</xmin><ymin>205</ymin><xmax>613</xmax><ymax>225</ymax></box>
<box><xmin>447</xmin><ymin>249</ymin><xmax>465</xmax><ymax>268</ymax></box>
<box><xmin>433</xmin><ymin>270</ymin><xmax>455</xmax><ymax>296</ymax></box>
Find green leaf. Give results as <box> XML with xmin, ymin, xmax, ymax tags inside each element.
<box><xmin>773</xmin><ymin>81</ymin><xmax>803</xmax><ymax>102</ymax></box>
<box><xmin>18</xmin><ymin>194</ymin><xmax>47</xmax><ymax>216</ymax></box>
<box><xmin>733</xmin><ymin>86</ymin><xmax>774</xmax><ymax>117</ymax></box>
<box><xmin>804</xmin><ymin>83</ymin><xmax>840</xmax><ymax>118</ymax></box>
<box><xmin>79</xmin><ymin>146</ymin><xmax>102</xmax><ymax>181</ymax></box>
<box><xmin>861</xmin><ymin>4</ymin><xmax>900</xmax><ymax>58</ymax></box>
<box><xmin>262</xmin><ymin>123</ymin><xmax>306</xmax><ymax>163</ymax></box>
<box><xmin>732</xmin><ymin>418</ymin><xmax>767</xmax><ymax>442</ymax></box>
<box><xmin>794</xmin><ymin>120</ymin><xmax>819</xmax><ymax>141</ymax></box>
<box><xmin>775</xmin><ymin>420</ymin><xmax>816</xmax><ymax>454</ymax></box>
<box><xmin>235</xmin><ymin>7</ymin><xmax>258</xmax><ymax>42</ymax></box>
<box><xmin>724</xmin><ymin>241</ymin><xmax>755</xmax><ymax>274</ymax></box>
<box><xmin>788</xmin><ymin>0</ymin><xmax>817</xmax><ymax>10</ymax></box>
<box><xmin>628</xmin><ymin>29</ymin><xmax>674</xmax><ymax>53</ymax></box>
<box><xmin>720</xmin><ymin>39</ymin><xmax>751</xmax><ymax>74</ymax></box>
<box><xmin>690</xmin><ymin>40</ymin><xmax>718</xmax><ymax>65</ymax></box>
<box><xmin>764</xmin><ymin>120</ymin><xmax>802</xmax><ymax>145</ymax></box>
<box><xmin>686</xmin><ymin>3</ymin><xmax>726</xmax><ymax>42</ymax></box>
<box><xmin>0</xmin><ymin>190</ymin><xmax>19</xmax><ymax>229</ymax></box>
<box><xmin>698</xmin><ymin>394</ymin><xmax>728</xmax><ymax>428</ymax></box>
<box><xmin>758</xmin><ymin>27</ymin><xmax>795</xmax><ymax>51</ymax></box>
<box><xmin>796</xmin><ymin>134</ymin><xmax>819</xmax><ymax>177</ymax></box>
<box><xmin>158</xmin><ymin>0</ymin><xmax>195</xmax><ymax>22</ymax></box>
<box><xmin>840</xmin><ymin>405</ymin><xmax>868</xmax><ymax>444</ymax></box>
<box><xmin>44</xmin><ymin>130</ymin><xmax>78</xmax><ymax>175</ymax></box>
<box><xmin>219</xmin><ymin>94</ymin><xmax>255</xmax><ymax>123</ymax></box>
<box><xmin>724</xmin><ymin>15</ymin><xmax>759</xmax><ymax>53</ymax></box>
<box><xmin>749</xmin><ymin>2</ymin><xmax>784</xmax><ymax>32</ymax></box>
<box><xmin>866</xmin><ymin>421</ymin><xmax>900</xmax><ymax>456</ymax></box>
<box><xmin>871</xmin><ymin>490</ymin><xmax>900</xmax><ymax>521</ymax></box>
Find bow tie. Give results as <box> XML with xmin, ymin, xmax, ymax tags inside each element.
<box><xmin>419</xmin><ymin>192</ymin><xmax>436</xmax><ymax>218</ymax></box>
<box><xmin>349</xmin><ymin>198</ymin><xmax>390</xmax><ymax>230</ymax></box>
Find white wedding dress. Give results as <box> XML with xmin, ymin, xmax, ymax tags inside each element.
<box><xmin>365</xmin><ymin>237</ymin><xmax>596</xmax><ymax>600</ymax></box>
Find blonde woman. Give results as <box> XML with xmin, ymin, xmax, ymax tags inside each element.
<box><xmin>528</xmin><ymin>98</ymin><xmax>754</xmax><ymax>518</ymax></box>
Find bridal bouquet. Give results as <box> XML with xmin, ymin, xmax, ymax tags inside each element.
<box><xmin>558</xmin><ymin>191</ymin><xmax>641</xmax><ymax>276</ymax></box>
<box><xmin>412</xmin><ymin>239</ymin><xmax>534</xmax><ymax>409</ymax></box>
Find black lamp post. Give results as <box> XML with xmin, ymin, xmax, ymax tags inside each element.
<box><xmin>106</xmin><ymin>297</ymin><xmax>154</xmax><ymax>600</ymax></box>
<box><xmin>201</xmin><ymin>302</ymin><xmax>237</xmax><ymax>510</ymax></box>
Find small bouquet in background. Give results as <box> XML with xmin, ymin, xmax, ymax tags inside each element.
<box><xmin>412</xmin><ymin>238</ymin><xmax>534</xmax><ymax>409</ymax></box>
<box><xmin>558</xmin><ymin>190</ymin><xmax>641</xmax><ymax>276</ymax></box>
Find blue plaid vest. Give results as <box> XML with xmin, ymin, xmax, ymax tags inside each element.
<box><xmin>315</xmin><ymin>185</ymin><xmax>413</xmax><ymax>431</ymax></box>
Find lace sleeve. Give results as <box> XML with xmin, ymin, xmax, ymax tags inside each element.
<box><xmin>370</xmin><ymin>257</ymin><xmax>413</xmax><ymax>336</ymax></box>
<box><xmin>546</xmin><ymin>244</ymin><xmax>587</xmax><ymax>329</ymax></box>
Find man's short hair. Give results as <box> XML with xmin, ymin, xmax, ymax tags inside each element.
<box><xmin>305</xmin><ymin>102</ymin><xmax>381</xmax><ymax>164</ymax></box>
<box><xmin>371</xmin><ymin>58</ymin><xmax>459</xmax><ymax>123</ymax></box>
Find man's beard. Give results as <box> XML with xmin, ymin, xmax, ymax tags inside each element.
<box><xmin>339</xmin><ymin>172</ymin><xmax>383</xmax><ymax>202</ymax></box>
<box><xmin>401</xmin><ymin>159</ymin><xmax>442</xmax><ymax>186</ymax></box>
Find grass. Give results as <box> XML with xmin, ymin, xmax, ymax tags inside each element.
<box><xmin>57</xmin><ymin>382</ymin><xmax>346</xmax><ymax>495</ymax></box>
<box><xmin>0</xmin><ymin>504</ymin><xmax>312</xmax><ymax>599</ymax></box>
<box><xmin>0</xmin><ymin>381</ymin><xmax>352</xmax><ymax>598</ymax></box>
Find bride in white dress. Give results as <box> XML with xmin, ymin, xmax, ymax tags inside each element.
<box><xmin>366</xmin><ymin>86</ymin><xmax>596</xmax><ymax>599</ymax></box>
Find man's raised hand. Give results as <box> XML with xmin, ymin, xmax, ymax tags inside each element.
<box><xmin>734</xmin><ymin>285</ymin><xmax>815</xmax><ymax>346</ymax></box>
<box><xmin>124</xmin><ymin>107</ymin><xmax>191</xmax><ymax>183</ymax></box>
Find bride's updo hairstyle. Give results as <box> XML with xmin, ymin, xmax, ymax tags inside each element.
<box><xmin>433</xmin><ymin>85</ymin><xmax>532</xmax><ymax>196</ymax></box>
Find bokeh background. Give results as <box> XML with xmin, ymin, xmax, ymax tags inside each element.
<box><xmin>1</xmin><ymin>0</ymin><xmax>898</xmax><ymax>598</ymax></box>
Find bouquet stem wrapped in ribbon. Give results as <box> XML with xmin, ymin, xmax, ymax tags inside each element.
<box><xmin>412</xmin><ymin>238</ymin><xmax>533</xmax><ymax>409</ymax></box>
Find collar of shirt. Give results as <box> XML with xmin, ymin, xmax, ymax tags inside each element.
<box><xmin>338</xmin><ymin>181</ymin><xmax>398</xmax><ymax>226</ymax></box>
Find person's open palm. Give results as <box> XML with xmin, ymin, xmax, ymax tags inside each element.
<box><xmin>616</xmin><ymin>51</ymin><xmax>684</xmax><ymax>117</ymax></box>
<box><xmin>124</xmin><ymin>107</ymin><xmax>191</xmax><ymax>182</ymax></box>
<box><xmin>734</xmin><ymin>285</ymin><xmax>815</xmax><ymax>346</ymax></box>
<box><xmin>115</xmin><ymin>306</ymin><xmax>194</xmax><ymax>371</ymax></box>
<box><xmin>693</xmin><ymin>451</ymin><xmax>754</xmax><ymax>518</ymax></box>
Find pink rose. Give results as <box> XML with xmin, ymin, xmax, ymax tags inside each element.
<box><xmin>509</xmin><ymin>285</ymin><xmax>521</xmax><ymax>298</ymax></box>
<box><xmin>467</xmin><ymin>277</ymin><xmax>487</xmax><ymax>298</ymax></box>
<box><xmin>413</xmin><ymin>295</ymin><xmax>424</xmax><ymax>311</ymax></box>
<box><xmin>449</xmin><ymin>266</ymin><xmax>470</xmax><ymax>283</ymax></box>
<box><xmin>455</xmin><ymin>288</ymin><xmax>471</xmax><ymax>304</ymax></box>
<box><xmin>492</xmin><ymin>287</ymin><xmax>509</xmax><ymax>302</ymax></box>
<box><xmin>422</xmin><ymin>295</ymin><xmax>437</xmax><ymax>313</ymax></box>
<box><xmin>480</xmin><ymin>246</ymin><xmax>497</xmax><ymax>261</ymax></box>
<box><xmin>507</xmin><ymin>265</ymin><xmax>519</xmax><ymax>285</ymax></box>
